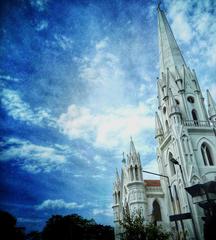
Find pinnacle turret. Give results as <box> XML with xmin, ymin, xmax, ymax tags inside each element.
<box><xmin>168</xmin><ymin>89</ymin><xmax>181</xmax><ymax>116</ymax></box>
<box><xmin>207</xmin><ymin>90</ymin><xmax>216</xmax><ymax>121</ymax></box>
<box><xmin>155</xmin><ymin>112</ymin><xmax>164</xmax><ymax>139</ymax></box>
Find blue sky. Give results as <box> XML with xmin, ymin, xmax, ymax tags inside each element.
<box><xmin>0</xmin><ymin>0</ymin><xmax>216</xmax><ymax>232</ymax></box>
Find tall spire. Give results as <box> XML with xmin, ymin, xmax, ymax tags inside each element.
<box><xmin>207</xmin><ymin>90</ymin><xmax>216</xmax><ymax>120</ymax></box>
<box><xmin>157</xmin><ymin>5</ymin><xmax>186</xmax><ymax>74</ymax></box>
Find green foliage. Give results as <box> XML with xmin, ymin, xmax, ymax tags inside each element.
<box><xmin>145</xmin><ymin>222</ymin><xmax>170</xmax><ymax>240</ymax></box>
<box><xmin>41</xmin><ymin>214</ymin><xmax>114</xmax><ymax>240</ymax></box>
<box><xmin>0</xmin><ymin>210</ymin><xmax>25</xmax><ymax>240</ymax></box>
<box><xmin>120</xmin><ymin>207</ymin><xmax>146</xmax><ymax>240</ymax></box>
<box><xmin>120</xmin><ymin>208</ymin><xmax>170</xmax><ymax>240</ymax></box>
<box><xmin>0</xmin><ymin>210</ymin><xmax>114</xmax><ymax>240</ymax></box>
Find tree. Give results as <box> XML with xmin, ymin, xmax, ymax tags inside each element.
<box><xmin>25</xmin><ymin>231</ymin><xmax>42</xmax><ymax>240</ymax></box>
<box><xmin>0</xmin><ymin>210</ymin><xmax>25</xmax><ymax>240</ymax></box>
<box><xmin>145</xmin><ymin>222</ymin><xmax>170</xmax><ymax>240</ymax></box>
<box><xmin>42</xmin><ymin>214</ymin><xmax>114</xmax><ymax>240</ymax></box>
<box><xmin>120</xmin><ymin>208</ymin><xmax>170</xmax><ymax>240</ymax></box>
<box><xmin>120</xmin><ymin>207</ymin><xmax>146</xmax><ymax>240</ymax></box>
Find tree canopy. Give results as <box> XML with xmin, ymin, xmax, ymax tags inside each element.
<box><xmin>0</xmin><ymin>210</ymin><xmax>114</xmax><ymax>240</ymax></box>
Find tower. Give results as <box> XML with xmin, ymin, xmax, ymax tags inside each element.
<box><xmin>156</xmin><ymin>5</ymin><xmax>216</xmax><ymax>240</ymax></box>
<box><xmin>112</xmin><ymin>169</ymin><xmax>122</xmax><ymax>240</ymax></box>
<box><xmin>112</xmin><ymin>139</ymin><xmax>147</xmax><ymax>240</ymax></box>
<box><xmin>126</xmin><ymin>138</ymin><xmax>146</xmax><ymax>217</ymax></box>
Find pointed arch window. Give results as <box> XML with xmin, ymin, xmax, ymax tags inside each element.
<box><xmin>192</xmin><ymin>109</ymin><xmax>198</xmax><ymax>122</ymax></box>
<box><xmin>135</xmin><ymin>165</ymin><xmax>139</xmax><ymax>180</ymax></box>
<box><xmin>174</xmin><ymin>185</ymin><xmax>181</xmax><ymax>213</ymax></box>
<box><xmin>201</xmin><ymin>143</ymin><xmax>214</xmax><ymax>166</ymax></box>
<box><xmin>118</xmin><ymin>191</ymin><xmax>121</xmax><ymax>203</ymax></box>
<box><xmin>152</xmin><ymin>200</ymin><xmax>162</xmax><ymax>224</ymax></box>
<box><xmin>130</xmin><ymin>166</ymin><xmax>134</xmax><ymax>181</ymax></box>
<box><xmin>115</xmin><ymin>192</ymin><xmax>117</xmax><ymax>204</ymax></box>
<box><xmin>169</xmin><ymin>152</ymin><xmax>176</xmax><ymax>176</ymax></box>
<box><xmin>165</xmin><ymin>120</ymin><xmax>169</xmax><ymax>132</ymax></box>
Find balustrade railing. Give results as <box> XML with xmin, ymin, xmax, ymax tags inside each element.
<box><xmin>183</xmin><ymin>120</ymin><xmax>210</xmax><ymax>127</ymax></box>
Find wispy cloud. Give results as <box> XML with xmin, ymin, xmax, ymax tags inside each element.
<box><xmin>58</xmin><ymin>103</ymin><xmax>155</xmax><ymax>151</ymax></box>
<box><xmin>1</xmin><ymin>89</ymin><xmax>56</xmax><ymax>128</ymax></box>
<box><xmin>36</xmin><ymin>199</ymin><xmax>84</xmax><ymax>210</ymax></box>
<box><xmin>29</xmin><ymin>0</ymin><xmax>49</xmax><ymax>12</ymax></box>
<box><xmin>0</xmin><ymin>75</ymin><xmax>20</xmax><ymax>83</ymax></box>
<box><xmin>0</xmin><ymin>138</ymin><xmax>68</xmax><ymax>173</ymax></box>
<box><xmin>93</xmin><ymin>206</ymin><xmax>113</xmax><ymax>217</ymax></box>
<box><xmin>36</xmin><ymin>20</ymin><xmax>48</xmax><ymax>31</ymax></box>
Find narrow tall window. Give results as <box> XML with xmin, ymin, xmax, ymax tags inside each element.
<box><xmin>165</xmin><ymin>120</ymin><xmax>169</xmax><ymax>132</ymax></box>
<box><xmin>192</xmin><ymin>109</ymin><xmax>198</xmax><ymax>121</ymax></box>
<box><xmin>169</xmin><ymin>152</ymin><xmax>176</xmax><ymax>175</ymax></box>
<box><xmin>174</xmin><ymin>185</ymin><xmax>181</xmax><ymax>213</ymax></box>
<box><xmin>135</xmin><ymin>165</ymin><xmax>139</xmax><ymax>180</ymax></box>
<box><xmin>201</xmin><ymin>143</ymin><xmax>214</xmax><ymax>166</ymax></box>
<box><xmin>130</xmin><ymin>166</ymin><xmax>134</xmax><ymax>181</ymax></box>
<box><xmin>118</xmin><ymin>191</ymin><xmax>120</xmax><ymax>203</ymax></box>
<box><xmin>152</xmin><ymin>200</ymin><xmax>162</xmax><ymax>224</ymax></box>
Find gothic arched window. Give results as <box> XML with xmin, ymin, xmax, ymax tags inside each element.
<box><xmin>201</xmin><ymin>143</ymin><xmax>214</xmax><ymax>166</ymax></box>
<box><xmin>118</xmin><ymin>191</ymin><xmax>120</xmax><ymax>203</ymax></box>
<box><xmin>130</xmin><ymin>166</ymin><xmax>134</xmax><ymax>181</ymax></box>
<box><xmin>152</xmin><ymin>200</ymin><xmax>162</xmax><ymax>224</ymax></box>
<box><xmin>135</xmin><ymin>165</ymin><xmax>139</xmax><ymax>180</ymax></box>
<box><xmin>169</xmin><ymin>152</ymin><xmax>176</xmax><ymax>176</ymax></box>
<box><xmin>174</xmin><ymin>185</ymin><xmax>181</xmax><ymax>213</ymax></box>
<box><xmin>192</xmin><ymin>109</ymin><xmax>198</xmax><ymax>121</ymax></box>
<box><xmin>165</xmin><ymin>120</ymin><xmax>169</xmax><ymax>132</ymax></box>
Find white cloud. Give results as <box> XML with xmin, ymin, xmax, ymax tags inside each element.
<box><xmin>166</xmin><ymin>0</ymin><xmax>216</xmax><ymax>66</ymax></box>
<box><xmin>36</xmin><ymin>199</ymin><xmax>84</xmax><ymax>210</ymax></box>
<box><xmin>0</xmin><ymin>138</ymin><xmax>67</xmax><ymax>173</ymax></box>
<box><xmin>0</xmin><ymin>75</ymin><xmax>20</xmax><ymax>82</ymax></box>
<box><xmin>58</xmin><ymin>103</ymin><xmax>154</xmax><ymax>151</ymax></box>
<box><xmin>54</xmin><ymin>34</ymin><xmax>74</xmax><ymax>50</ymax></box>
<box><xmin>95</xmin><ymin>37</ymin><xmax>109</xmax><ymax>50</ymax></box>
<box><xmin>168</xmin><ymin>1</ymin><xmax>193</xmax><ymax>44</ymax></box>
<box><xmin>17</xmin><ymin>218</ymin><xmax>42</xmax><ymax>223</ymax></box>
<box><xmin>36</xmin><ymin>20</ymin><xmax>48</xmax><ymax>31</ymax></box>
<box><xmin>30</xmin><ymin>0</ymin><xmax>49</xmax><ymax>12</ymax></box>
<box><xmin>93</xmin><ymin>207</ymin><xmax>113</xmax><ymax>217</ymax></box>
<box><xmin>1</xmin><ymin>89</ymin><xmax>56</xmax><ymax>127</ymax></box>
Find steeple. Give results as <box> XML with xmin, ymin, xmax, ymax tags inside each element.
<box><xmin>207</xmin><ymin>90</ymin><xmax>216</xmax><ymax>121</ymax></box>
<box><xmin>157</xmin><ymin>5</ymin><xmax>186</xmax><ymax>75</ymax></box>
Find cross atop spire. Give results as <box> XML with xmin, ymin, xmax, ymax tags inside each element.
<box><xmin>158</xmin><ymin>6</ymin><xmax>186</xmax><ymax>75</ymax></box>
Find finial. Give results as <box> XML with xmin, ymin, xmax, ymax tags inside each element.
<box><xmin>130</xmin><ymin>136</ymin><xmax>133</xmax><ymax>141</ymax></box>
<box><xmin>157</xmin><ymin>1</ymin><xmax>162</xmax><ymax>10</ymax></box>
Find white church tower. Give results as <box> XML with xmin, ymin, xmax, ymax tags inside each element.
<box><xmin>155</xmin><ymin>5</ymin><xmax>216</xmax><ymax>240</ymax></box>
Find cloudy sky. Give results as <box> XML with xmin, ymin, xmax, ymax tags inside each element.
<box><xmin>0</xmin><ymin>0</ymin><xmax>216</xmax><ymax>232</ymax></box>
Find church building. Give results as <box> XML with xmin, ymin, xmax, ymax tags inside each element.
<box><xmin>112</xmin><ymin>5</ymin><xmax>216</xmax><ymax>240</ymax></box>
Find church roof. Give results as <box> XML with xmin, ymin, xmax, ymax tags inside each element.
<box><xmin>144</xmin><ymin>180</ymin><xmax>161</xmax><ymax>187</ymax></box>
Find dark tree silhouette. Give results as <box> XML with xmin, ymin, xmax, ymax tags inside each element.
<box><xmin>25</xmin><ymin>231</ymin><xmax>42</xmax><ymax>240</ymax></box>
<box><xmin>42</xmin><ymin>214</ymin><xmax>114</xmax><ymax>240</ymax></box>
<box><xmin>0</xmin><ymin>210</ymin><xmax>25</xmax><ymax>240</ymax></box>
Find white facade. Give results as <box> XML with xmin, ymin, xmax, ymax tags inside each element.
<box><xmin>113</xmin><ymin>5</ymin><xmax>216</xmax><ymax>240</ymax></box>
